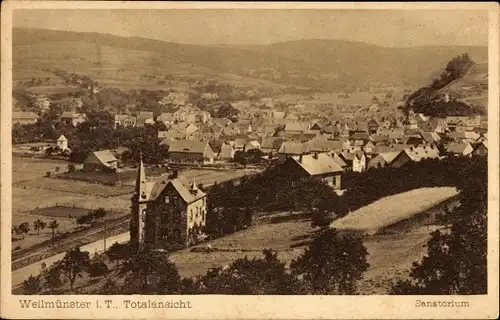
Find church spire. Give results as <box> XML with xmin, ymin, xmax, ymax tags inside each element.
<box><xmin>135</xmin><ymin>150</ymin><xmax>147</xmax><ymax>201</ymax></box>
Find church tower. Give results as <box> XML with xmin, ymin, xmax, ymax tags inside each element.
<box><xmin>130</xmin><ymin>153</ymin><xmax>149</xmax><ymax>250</ymax></box>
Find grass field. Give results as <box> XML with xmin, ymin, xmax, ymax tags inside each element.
<box><xmin>12</xmin><ymin>157</ymin><xmax>69</xmax><ymax>183</ymax></box>
<box><xmin>330</xmin><ymin>187</ymin><xmax>458</xmax><ymax>235</ymax></box>
<box><xmin>12</xmin><ymin>212</ymin><xmax>76</xmax><ymax>251</ymax></box>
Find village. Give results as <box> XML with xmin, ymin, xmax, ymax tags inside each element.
<box><xmin>9</xmin><ymin>16</ymin><xmax>490</xmax><ymax>296</ymax></box>
<box><xmin>11</xmin><ymin>75</ymin><xmax>488</xmax><ymax>293</ymax></box>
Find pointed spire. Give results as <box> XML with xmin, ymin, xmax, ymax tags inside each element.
<box><xmin>135</xmin><ymin>150</ymin><xmax>147</xmax><ymax>200</ymax></box>
<box><xmin>190</xmin><ymin>177</ymin><xmax>197</xmax><ymax>191</ymax></box>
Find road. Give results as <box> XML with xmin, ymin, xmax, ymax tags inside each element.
<box><xmin>11</xmin><ymin>232</ymin><xmax>130</xmax><ymax>290</ymax></box>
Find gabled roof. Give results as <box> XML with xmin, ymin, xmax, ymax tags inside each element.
<box><xmin>421</xmin><ymin>132</ymin><xmax>441</xmax><ymax>142</ymax></box>
<box><xmin>278</xmin><ymin>141</ymin><xmax>309</xmax><ymax>155</ymax></box>
<box><xmin>445</xmin><ymin>142</ymin><xmax>473</xmax><ymax>155</ymax></box>
<box><xmin>284</xmin><ymin>122</ymin><xmax>310</xmax><ymax>132</ymax></box>
<box><xmin>377</xmin><ymin>151</ymin><xmax>401</xmax><ymax>164</ymax></box>
<box><xmin>308</xmin><ymin>139</ymin><xmax>344</xmax><ymax>152</ymax></box>
<box><xmin>91</xmin><ymin>150</ymin><xmax>117</xmax><ymax>163</ymax></box>
<box><xmin>291</xmin><ymin>153</ymin><xmax>344</xmax><ymax>175</ymax></box>
<box><xmin>168</xmin><ymin>140</ymin><xmax>209</xmax><ymax>154</ymax></box>
<box><xmin>340</xmin><ymin>151</ymin><xmax>365</xmax><ymax>162</ymax></box>
<box><xmin>260</xmin><ymin>137</ymin><xmax>283</xmax><ymax>150</ymax></box>
<box><xmin>13</xmin><ymin>112</ymin><xmax>39</xmax><ymax>119</ymax></box>
<box><xmin>209</xmin><ymin>140</ymin><xmax>224</xmax><ymax>154</ymax></box>
<box><xmin>148</xmin><ymin>176</ymin><xmax>206</xmax><ymax>203</ymax></box>
<box><xmin>57</xmin><ymin>135</ymin><xmax>68</xmax><ymax>141</ymax></box>
<box><xmin>138</xmin><ymin>111</ymin><xmax>154</xmax><ymax>118</ymax></box>
<box><xmin>403</xmin><ymin>146</ymin><xmax>440</xmax><ymax>162</ymax></box>
<box><xmin>350</xmin><ymin>132</ymin><xmax>370</xmax><ymax>141</ymax></box>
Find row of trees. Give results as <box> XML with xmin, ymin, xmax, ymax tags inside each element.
<box><xmin>12</xmin><ymin>220</ymin><xmax>59</xmax><ymax>240</ymax></box>
<box><xmin>76</xmin><ymin>208</ymin><xmax>108</xmax><ymax>226</ymax></box>
<box><xmin>25</xmin><ymin>227</ymin><xmax>370</xmax><ymax>295</ymax></box>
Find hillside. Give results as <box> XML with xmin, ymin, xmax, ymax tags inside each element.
<box><xmin>13</xmin><ymin>28</ymin><xmax>488</xmax><ymax>91</ymax></box>
<box><xmin>404</xmin><ymin>55</ymin><xmax>488</xmax><ymax>116</ymax></box>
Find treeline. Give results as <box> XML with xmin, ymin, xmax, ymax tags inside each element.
<box><xmin>13</xmin><ymin>108</ymin><xmax>169</xmax><ymax>164</ymax></box>
<box><xmin>203</xmin><ymin>155</ymin><xmax>486</xmax><ymax>235</ymax></box>
<box><xmin>24</xmin><ymin>228</ymin><xmax>370</xmax><ymax>295</ymax></box>
<box><xmin>403</xmin><ymin>53</ymin><xmax>485</xmax><ymax>117</ymax></box>
<box><xmin>391</xmin><ymin>156</ymin><xmax>487</xmax><ymax>294</ymax></box>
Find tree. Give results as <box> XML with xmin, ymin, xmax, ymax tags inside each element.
<box><xmin>92</xmin><ymin>208</ymin><xmax>107</xmax><ymax>220</ymax></box>
<box><xmin>56</xmin><ymin>247</ymin><xmax>91</xmax><ymax>291</ymax></box>
<box><xmin>120</xmin><ymin>249</ymin><xmax>181</xmax><ymax>294</ymax></box>
<box><xmin>195</xmin><ymin>249</ymin><xmax>304</xmax><ymax>294</ymax></box>
<box><xmin>310</xmin><ymin>208</ymin><xmax>335</xmax><ymax>229</ymax></box>
<box><xmin>391</xmin><ymin>162</ymin><xmax>487</xmax><ymax>294</ymax></box>
<box><xmin>99</xmin><ymin>279</ymin><xmax>120</xmax><ymax>295</ymax></box>
<box><xmin>43</xmin><ymin>265</ymin><xmax>64</xmax><ymax>293</ymax></box>
<box><xmin>48</xmin><ymin>220</ymin><xmax>59</xmax><ymax>239</ymax></box>
<box><xmin>290</xmin><ymin>228</ymin><xmax>370</xmax><ymax>294</ymax></box>
<box><xmin>22</xmin><ymin>275</ymin><xmax>42</xmax><ymax>294</ymax></box>
<box><xmin>88</xmin><ymin>261</ymin><xmax>108</xmax><ymax>280</ymax></box>
<box><xmin>76</xmin><ymin>213</ymin><xmax>93</xmax><ymax>226</ymax></box>
<box><xmin>18</xmin><ymin>222</ymin><xmax>31</xmax><ymax>239</ymax></box>
<box><xmin>106</xmin><ymin>242</ymin><xmax>131</xmax><ymax>266</ymax></box>
<box><xmin>33</xmin><ymin>219</ymin><xmax>47</xmax><ymax>235</ymax></box>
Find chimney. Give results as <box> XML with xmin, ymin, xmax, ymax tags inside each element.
<box><xmin>313</xmin><ymin>152</ymin><xmax>318</xmax><ymax>159</ymax></box>
<box><xmin>299</xmin><ymin>153</ymin><xmax>303</xmax><ymax>163</ymax></box>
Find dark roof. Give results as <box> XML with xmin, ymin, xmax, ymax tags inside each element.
<box><xmin>168</xmin><ymin>140</ymin><xmax>209</xmax><ymax>154</ymax></box>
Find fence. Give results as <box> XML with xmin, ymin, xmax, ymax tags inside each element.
<box><xmin>14</xmin><ymin>203</ymin><xmax>129</xmax><ymax>216</ymax></box>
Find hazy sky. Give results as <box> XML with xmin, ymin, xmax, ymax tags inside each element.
<box><xmin>13</xmin><ymin>9</ymin><xmax>488</xmax><ymax>47</ymax></box>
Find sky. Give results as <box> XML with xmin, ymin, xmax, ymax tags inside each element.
<box><xmin>13</xmin><ymin>9</ymin><xmax>489</xmax><ymax>47</ymax></box>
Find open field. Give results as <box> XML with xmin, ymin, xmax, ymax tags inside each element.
<box><xmin>12</xmin><ymin>156</ymin><xmax>69</xmax><ymax>183</ymax></box>
<box><xmin>330</xmin><ymin>187</ymin><xmax>458</xmax><ymax>235</ymax></box>
<box><xmin>12</xmin><ymin>187</ymin><xmax>131</xmax><ymax>214</ymax></box>
<box><xmin>12</xmin><ymin>212</ymin><xmax>76</xmax><ymax>251</ymax></box>
<box><xmin>15</xmin><ymin>178</ymin><xmax>133</xmax><ymax>197</ymax></box>
<box><xmin>122</xmin><ymin>168</ymin><xmax>260</xmax><ymax>187</ymax></box>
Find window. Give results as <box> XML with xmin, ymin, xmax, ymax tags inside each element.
<box><xmin>291</xmin><ymin>181</ymin><xmax>296</xmax><ymax>187</ymax></box>
<box><xmin>190</xmin><ymin>209</ymin><xmax>193</xmax><ymax>221</ymax></box>
<box><xmin>165</xmin><ymin>196</ymin><xmax>170</xmax><ymax>204</ymax></box>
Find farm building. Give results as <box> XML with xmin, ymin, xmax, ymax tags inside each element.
<box><xmin>84</xmin><ymin>150</ymin><xmax>118</xmax><ymax>172</ymax></box>
<box><xmin>274</xmin><ymin>153</ymin><xmax>344</xmax><ymax>190</ymax></box>
<box><xmin>130</xmin><ymin>158</ymin><xmax>207</xmax><ymax>251</ymax></box>
<box><xmin>12</xmin><ymin>112</ymin><xmax>39</xmax><ymax>125</ymax></box>
<box><xmin>168</xmin><ymin>140</ymin><xmax>215</xmax><ymax>165</ymax></box>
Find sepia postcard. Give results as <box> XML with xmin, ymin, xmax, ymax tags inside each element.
<box><xmin>1</xmin><ymin>1</ymin><xmax>499</xmax><ymax>319</ymax></box>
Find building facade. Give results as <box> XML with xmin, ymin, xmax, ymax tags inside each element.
<box><xmin>130</xmin><ymin>159</ymin><xmax>207</xmax><ymax>251</ymax></box>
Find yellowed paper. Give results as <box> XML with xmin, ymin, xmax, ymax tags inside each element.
<box><xmin>1</xmin><ymin>1</ymin><xmax>499</xmax><ymax>319</ymax></box>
